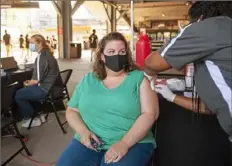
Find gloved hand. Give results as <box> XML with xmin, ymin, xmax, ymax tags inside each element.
<box><xmin>155</xmin><ymin>84</ymin><xmax>176</xmax><ymax>102</ymax></box>
<box><xmin>144</xmin><ymin>72</ymin><xmax>156</xmax><ymax>90</ymax></box>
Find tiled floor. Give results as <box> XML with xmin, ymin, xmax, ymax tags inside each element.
<box><xmin>1</xmin><ymin>50</ymin><xmax>93</xmax><ymax>166</ymax></box>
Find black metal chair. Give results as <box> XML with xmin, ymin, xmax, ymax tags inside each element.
<box><xmin>1</xmin><ymin>82</ymin><xmax>32</xmax><ymax>166</ymax></box>
<box><xmin>28</xmin><ymin>70</ymin><xmax>73</xmax><ymax>134</ymax></box>
<box><xmin>60</xmin><ymin>69</ymin><xmax>73</xmax><ymax>101</ymax></box>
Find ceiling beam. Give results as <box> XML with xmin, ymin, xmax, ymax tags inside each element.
<box><xmin>71</xmin><ymin>0</ymin><xmax>85</xmax><ymax>16</ymax></box>
<box><xmin>119</xmin><ymin>2</ymin><xmax>187</xmax><ymax>9</ymax></box>
<box><xmin>102</xmin><ymin>2</ymin><xmax>111</xmax><ymax>23</ymax></box>
<box><xmin>51</xmin><ymin>1</ymin><xmax>61</xmax><ymax>16</ymax></box>
<box><xmin>116</xmin><ymin>10</ymin><xmax>127</xmax><ymax>22</ymax></box>
<box><xmin>101</xmin><ymin>0</ymin><xmax>139</xmax><ymax>32</ymax></box>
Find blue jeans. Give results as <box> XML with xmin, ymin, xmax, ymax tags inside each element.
<box><xmin>56</xmin><ymin>139</ymin><xmax>154</xmax><ymax>166</ymax></box>
<box><xmin>15</xmin><ymin>86</ymin><xmax>47</xmax><ymax>119</ymax></box>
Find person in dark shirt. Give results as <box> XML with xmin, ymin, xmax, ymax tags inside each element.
<box><xmin>19</xmin><ymin>34</ymin><xmax>24</xmax><ymax>49</ymax></box>
<box><xmin>89</xmin><ymin>29</ymin><xmax>98</xmax><ymax>61</ymax></box>
<box><xmin>25</xmin><ymin>34</ymin><xmax>31</xmax><ymax>57</ymax></box>
<box><xmin>3</xmin><ymin>30</ymin><xmax>11</xmax><ymax>57</ymax></box>
<box><xmin>25</xmin><ymin>34</ymin><xmax>30</xmax><ymax>49</ymax></box>
<box><xmin>144</xmin><ymin>1</ymin><xmax>232</xmax><ymax>165</ymax></box>
<box><xmin>46</xmin><ymin>36</ymin><xmax>51</xmax><ymax>46</ymax></box>
<box><xmin>51</xmin><ymin>35</ymin><xmax>57</xmax><ymax>50</ymax></box>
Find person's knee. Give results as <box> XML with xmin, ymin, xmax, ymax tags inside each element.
<box><xmin>57</xmin><ymin>139</ymin><xmax>102</xmax><ymax>166</ymax></box>
<box><xmin>15</xmin><ymin>89</ymin><xmax>24</xmax><ymax>102</ymax></box>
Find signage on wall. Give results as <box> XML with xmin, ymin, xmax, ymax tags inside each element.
<box><xmin>58</xmin><ymin>28</ymin><xmax>63</xmax><ymax>35</ymax></box>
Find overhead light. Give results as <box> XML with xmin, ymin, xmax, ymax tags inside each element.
<box><xmin>118</xmin><ymin>5</ymin><xmax>122</xmax><ymax>10</ymax></box>
<box><xmin>11</xmin><ymin>2</ymin><xmax>39</xmax><ymax>8</ymax></box>
<box><xmin>0</xmin><ymin>5</ymin><xmax>11</xmax><ymax>8</ymax></box>
<box><xmin>162</xmin><ymin>14</ymin><xmax>165</xmax><ymax>17</ymax></box>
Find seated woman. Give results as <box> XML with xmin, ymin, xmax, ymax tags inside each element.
<box><xmin>57</xmin><ymin>32</ymin><xmax>159</xmax><ymax>166</ymax></box>
<box><xmin>15</xmin><ymin>34</ymin><xmax>63</xmax><ymax>128</ymax></box>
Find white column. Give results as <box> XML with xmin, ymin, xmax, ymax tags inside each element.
<box><xmin>130</xmin><ymin>0</ymin><xmax>134</xmax><ymax>58</ymax></box>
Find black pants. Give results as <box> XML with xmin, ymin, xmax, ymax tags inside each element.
<box><xmin>228</xmin><ymin>142</ymin><xmax>232</xmax><ymax>166</ymax></box>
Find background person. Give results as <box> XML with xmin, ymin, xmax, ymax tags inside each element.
<box><xmin>15</xmin><ymin>34</ymin><xmax>63</xmax><ymax>128</ymax></box>
<box><xmin>19</xmin><ymin>34</ymin><xmax>24</xmax><ymax>52</ymax></box>
<box><xmin>57</xmin><ymin>32</ymin><xmax>159</xmax><ymax>166</ymax></box>
<box><xmin>89</xmin><ymin>29</ymin><xmax>98</xmax><ymax>61</ymax></box>
<box><xmin>3</xmin><ymin>30</ymin><xmax>11</xmax><ymax>57</ymax></box>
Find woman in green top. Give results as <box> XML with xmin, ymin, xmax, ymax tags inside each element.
<box><xmin>57</xmin><ymin>32</ymin><xmax>159</xmax><ymax>166</ymax></box>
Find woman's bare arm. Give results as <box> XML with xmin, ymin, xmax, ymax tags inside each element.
<box><xmin>66</xmin><ymin>107</ymin><xmax>90</xmax><ymax>135</ymax></box>
<box><xmin>121</xmin><ymin>77</ymin><xmax>159</xmax><ymax>148</ymax></box>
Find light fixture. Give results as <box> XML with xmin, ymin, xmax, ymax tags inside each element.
<box><xmin>162</xmin><ymin>13</ymin><xmax>165</xmax><ymax>17</ymax></box>
<box><xmin>0</xmin><ymin>5</ymin><xmax>11</xmax><ymax>8</ymax></box>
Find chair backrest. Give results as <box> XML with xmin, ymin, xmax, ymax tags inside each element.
<box><xmin>60</xmin><ymin>69</ymin><xmax>73</xmax><ymax>86</ymax></box>
<box><xmin>1</xmin><ymin>82</ymin><xmax>19</xmax><ymax>113</ymax></box>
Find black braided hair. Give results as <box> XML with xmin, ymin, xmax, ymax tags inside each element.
<box><xmin>188</xmin><ymin>1</ymin><xmax>232</xmax><ymax>22</ymax></box>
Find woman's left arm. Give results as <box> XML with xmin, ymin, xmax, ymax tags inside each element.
<box><xmin>121</xmin><ymin>77</ymin><xmax>159</xmax><ymax>148</ymax></box>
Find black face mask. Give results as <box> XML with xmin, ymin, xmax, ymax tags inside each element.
<box><xmin>104</xmin><ymin>54</ymin><xmax>128</xmax><ymax>72</ymax></box>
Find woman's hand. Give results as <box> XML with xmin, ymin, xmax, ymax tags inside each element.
<box><xmin>23</xmin><ymin>80</ymin><xmax>38</xmax><ymax>86</ymax></box>
<box><xmin>80</xmin><ymin>130</ymin><xmax>100</xmax><ymax>151</ymax></box>
<box><xmin>104</xmin><ymin>141</ymin><xmax>129</xmax><ymax>164</ymax></box>
<box><xmin>30</xmin><ymin>79</ymin><xmax>39</xmax><ymax>85</ymax></box>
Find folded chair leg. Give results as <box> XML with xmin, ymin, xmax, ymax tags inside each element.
<box><xmin>45</xmin><ymin>112</ymin><xmax>49</xmax><ymax>120</ymax></box>
<box><xmin>51</xmin><ymin>102</ymin><xmax>67</xmax><ymax>134</ymax></box>
<box><xmin>27</xmin><ymin>116</ymin><xmax>35</xmax><ymax>130</ymax></box>
<box><xmin>13</xmin><ymin>122</ymin><xmax>32</xmax><ymax>156</ymax></box>
<box><xmin>65</xmin><ymin>86</ymin><xmax>70</xmax><ymax>100</ymax></box>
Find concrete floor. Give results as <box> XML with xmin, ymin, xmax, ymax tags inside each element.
<box><xmin>1</xmin><ymin>51</ymin><xmax>93</xmax><ymax>166</ymax></box>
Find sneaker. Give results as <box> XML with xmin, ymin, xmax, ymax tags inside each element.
<box><xmin>22</xmin><ymin>118</ymin><xmax>42</xmax><ymax>128</ymax></box>
<box><xmin>39</xmin><ymin>115</ymin><xmax>46</xmax><ymax>123</ymax></box>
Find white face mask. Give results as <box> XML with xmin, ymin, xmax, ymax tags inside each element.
<box><xmin>29</xmin><ymin>43</ymin><xmax>36</xmax><ymax>52</ymax></box>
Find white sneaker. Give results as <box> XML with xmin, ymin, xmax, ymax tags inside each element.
<box><xmin>22</xmin><ymin>118</ymin><xmax>42</xmax><ymax>128</ymax></box>
<box><xmin>40</xmin><ymin>115</ymin><xmax>46</xmax><ymax>123</ymax></box>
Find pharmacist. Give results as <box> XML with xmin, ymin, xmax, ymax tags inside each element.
<box><xmin>144</xmin><ymin>1</ymin><xmax>232</xmax><ymax>138</ymax></box>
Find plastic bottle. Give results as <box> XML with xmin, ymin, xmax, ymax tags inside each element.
<box><xmin>135</xmin><ymin>34</ymin><xmax>151</xmax><ymax>69</ymax></box>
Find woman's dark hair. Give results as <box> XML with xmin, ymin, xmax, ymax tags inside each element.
<box><xmin>31</xmin><ymin>34</ymin><xmax>54</xmax><ymax>56</ymax></box>
<box><xmin>93</xmin><ymin>32</ymin><xmax>139</xmax><ymax>80</ymax></box>
<box><xmin>188</xmin><ymin>1</ymin><xmax>232</xmax><ymax>22</ymax></box>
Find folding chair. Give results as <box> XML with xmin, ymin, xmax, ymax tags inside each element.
<box><xmin>60</xmin><ymin>69</ymin><xmax>73</xmax><ymax>100</ymax></box>
<box><xmin>28</xmin><ymin>70</ymin><xmax>72</xmax><ymax>134</ymax></box>
<box><xmin>1</xmin><ymin>82</ymin><xmax>32</xmax><ymax>166</ymax></box>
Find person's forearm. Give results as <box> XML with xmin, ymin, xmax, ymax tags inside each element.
<box><xmin>121</xmin><ymin>113</ymin><xmax>156</xmax><ymax>148</ymax></box>
<box><xmin>173</xmin><ymin>95</ymin><xmax>193</xmax><ymax>110</ymax></box>
<box><xmin>144</xmin><ymin>51</ymin><xmax>171</xmax><ymax>75</ymax></box>
<box><xmin>66</xmin><ymin>108</ymin><xmax>89</xmax><ymax>135</ymax></box>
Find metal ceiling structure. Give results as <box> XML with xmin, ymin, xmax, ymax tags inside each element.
<box><xmin>1</xmin><ymin>0</ymin><xmax>189</xmax><ymax>59</ymax></box>
<box><xmin>0</xmin><ymin>0</ymin><xmax>39</xmax><ymax>8</ymax></box>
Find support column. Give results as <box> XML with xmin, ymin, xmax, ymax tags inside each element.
<box><xmin>57</xmin><ymin>0</ymin><xmax>72</xmax><ymax>59</ymax></box>
<box><xmin>110</xmin><ymin>4</ymin><xmax>116</xmax><ymax>32</ymax></box>
<box><xmin>62</xmin><ymin>0</ymin><xmax>71</xmax><ymax>58</ymax></box>
<box><xmin>57</xmin><ymin>1</ymin><xmax>64</xmax><ymax>59</ymax></box>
